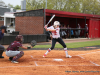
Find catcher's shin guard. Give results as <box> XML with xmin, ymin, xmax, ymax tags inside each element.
<box><xmin>12</xmin><ymin>51</ymin><xmax>24</xmax><ymax>61</ymax></box>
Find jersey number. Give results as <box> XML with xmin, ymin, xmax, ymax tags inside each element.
<box><xmin>54</xmin><ymin>31</ymin><xmax>57</xmax><ymax>35</ymax></box>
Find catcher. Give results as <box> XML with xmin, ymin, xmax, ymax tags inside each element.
<box><xmin>5</xmin><ymin>35</ymin><xmax>36</xmax><ymax>63</ymax></box>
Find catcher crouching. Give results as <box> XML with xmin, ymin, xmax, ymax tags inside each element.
<box><xmin>5</xmin><ymin>35</ymin><xmax>33</xmax><ymax>64</ymax></box>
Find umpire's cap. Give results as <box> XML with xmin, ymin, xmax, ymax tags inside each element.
<box><xmin>0</xmin><ymin>25</ymin><xmax>7</xmax><ymax>33</ymax></box>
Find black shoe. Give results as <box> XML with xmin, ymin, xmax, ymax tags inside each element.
<box><xmin>9</xmin><ymin>57</ymin><xmax>13</xmax><ymax>61</ymax></box>
<box><xmin>0</xmin><ymin>56</ymin><xmax>4</xmax><ymax>58</ymax></box>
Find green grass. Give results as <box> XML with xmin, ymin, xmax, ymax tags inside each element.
<box><xmin>34</xmin><ymin>40</ymin><xmax>100</xmax><ymax>48</ymax></box>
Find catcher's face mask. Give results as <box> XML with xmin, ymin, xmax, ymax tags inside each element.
<box><xmin>21</xmin><ymin>38</ymin><xmax>24</xmax><ymax>44</ymax></box>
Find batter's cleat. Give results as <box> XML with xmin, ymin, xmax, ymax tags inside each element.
<box><xmin>43</xmin><ymin>54</ymin><xmax>46</xmax><ymax>57</ymax></box>
<box><xmin>0</xmin><ymin>56</ymin><xmax>4</xmax><ymax>58</ymax></box>
<box><xmin>66</xmin><ymin>55</ymin><xmax>72</xmax><ymax>58</ymax></box>
<box><xmin>11</xmin><ymin>61</ymin><xmax>19</xmax><ymax>64</ymax></box>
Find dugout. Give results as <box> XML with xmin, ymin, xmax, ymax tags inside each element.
<box><xmin>14</xmin><ymin>9</ymin><xmax>100</xmax><ymax>39</ymax></box>
<box><xmin>45</xmin><ymin>9</ymin><xmax>100</xmax><ymax>38</ymax></box>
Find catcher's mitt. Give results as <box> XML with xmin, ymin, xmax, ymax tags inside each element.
<box><xmin>31</xmin><ymin>40</ymin><xmax>37</xmax><ymax>47</ymax></box>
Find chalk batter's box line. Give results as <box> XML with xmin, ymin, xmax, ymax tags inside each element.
<box><xmin>30</xmin><ymin>56</ymin><xmax>98</xmax><ymax>67</ymax></box>
<box><xmin>28</xmin><ymin>54</ymin><xmax>100</xmax><ymax>66</ymax></box>
<box><xmin>26</xmin><ymin>50</ymin><xmax>100</xmax><ymax>67</ymax></box>
<box><xmin>78</xmin><ymin>51</ymin><xmax>100</xmax><ymax>56</ymax></box>
<box><xmin>27</xmin><ymin>55</ymin><xmax>68</xmax><ymax>59</ymax></box>
<box><xmin>26</xmin><ymin>50</ymin><xmax>100</xmax><ymax>58</ymax></box>
<box><xmin>34</xmin><ymin>61</ymin><xmax>96</xmax><ymax>67</ymax></box>
<box><xmin>25</xmin><ymin>50</ymin><xmax>100</xmax><ymax>57</ymax></box>
<box><xmin>30</xmin><ymin>55</ymin><xmax>99</xmax><ymax>66</ymax></box>
<box><xmin>77</xmin><ymin>55</ymin><xmax>100</xmax><ymax>66</ymax></box>
<box><xmin>27</xmin><ymin>55</ymin><xmax>86</xmax><ymax>60</ymax></box>
<box><xmin>0</xmin><ymin>65</ymin><xmax>36</xmax><ymax>68</ymax></box>
<box><xmin>76</xmin><ymin>51</ymin><xmax>100</xmax><ymax>66</ymax></box>
<box><xmin>0</xmin><ymin>54</ymin><xmax>99</xmax><ymax>69</ymax></box>
<box><xmin>35</xmin><ymin>61</ymin><xmax>91</xmax><ymax>63</ymax></box>
<box><xmin>30</xmin><ymin>56</ymin><xmax>88</xmax><ymax>62</ymax></box>
<box><xmin>34</xmin><ymin>60</ymin><xmax>99</xmax><ymax>67</ymax></box>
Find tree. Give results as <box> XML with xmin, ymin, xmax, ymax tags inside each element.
<box><xmin>14</xmin><ymin>5</ymin><xmax>21</xmax><ymax>10</ymax></box>
<box><xmin>81</xmin><ymin>0</ymin><xmax>100</xmax><ymax>15</ymax></box>
<box><xmin>26</xmin><ymin>0</ymin><xmax>100</xmax><ymax>15</ymax></box>
<box><xmin>8</xmin><ymin>3</ymin><xmax>14</xmax><ymax>8</ymax></box>
<box><xmin>26</xmin><ymin>0</ymin><xmax>44</xmax><ymax>10</ymax></box>
<box><xmin>62</xmin><ymin>0</ymin><xmax>82</xmax><ymax>13</ymax></box>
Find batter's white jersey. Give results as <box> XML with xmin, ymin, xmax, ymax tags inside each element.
<box><xmin>47</xmin><ymin>26</ymin><xmax>60</xmax><ymax>38</ymax></box>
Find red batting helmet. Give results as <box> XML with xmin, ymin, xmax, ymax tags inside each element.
<box><xmin>15</xmin><ymin>35</ymin><xmax>23</xmax><ymax>43</ymax></box>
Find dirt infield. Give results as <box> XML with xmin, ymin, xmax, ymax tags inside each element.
<box><xmin>0</xmin><ymin>49</ymin><xmax>100</xmax><ymax>75</ymax></box>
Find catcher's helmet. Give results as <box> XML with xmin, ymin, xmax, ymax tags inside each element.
<box><xmin>16</xmin><ymin>35</ymin><xmax>23</xmax><ymax>43</ymax></box>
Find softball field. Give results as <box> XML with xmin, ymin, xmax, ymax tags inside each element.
<box><xmin>0</xmin><ymin>49</ymin><xmax>100</xmax><ymax>75</ymax></box>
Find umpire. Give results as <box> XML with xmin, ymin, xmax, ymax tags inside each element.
<box><xmin>0</xmin><ymin>26</ymin><xmax>6</xmax><ymax>58</ymax></box>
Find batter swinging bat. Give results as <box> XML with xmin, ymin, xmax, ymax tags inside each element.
<box><xmin>46</xmin><ymin>14</ymin><xmax>55</xmax><ymax>26</ymax></box>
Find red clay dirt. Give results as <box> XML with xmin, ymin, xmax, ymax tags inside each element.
<box><xmin>0</xmin><ymin>49</ymin><xmax>100</xmax><ymax>75</ymax></box>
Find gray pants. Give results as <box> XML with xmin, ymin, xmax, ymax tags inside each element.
<box><xmin>6</xmin><ymin>50</ymin><xmax>21</xmax><ymax>57</ymax></box>
<box><xmin>0</xmin><ymin>45</ymin><xmax>5</xmax><ymax>56</ymax></box>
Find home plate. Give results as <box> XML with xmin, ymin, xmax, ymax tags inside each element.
<box><xmin>53</xmin><ymin>59</ymin><xmax>63</xmax><ymax>61</ymax></box>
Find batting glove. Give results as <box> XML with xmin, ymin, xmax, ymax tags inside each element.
<box><xmin>44</xmin><ymin>25</ymin><xmax>47</xmax><ymax>29</ymax></box>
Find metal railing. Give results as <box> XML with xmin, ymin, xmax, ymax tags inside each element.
<box><xmin>60</xmin><ymin>28</ymin><xmax>86</xmax><ymax>38</ymax></box>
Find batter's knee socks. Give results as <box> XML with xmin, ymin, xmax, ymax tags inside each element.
<box><xmin>64</xmin><ymin>48</ymin><xmax>68</xmax><ymax>56</ymax></box>
<box><xmin>45</xmin><ymin>48</ymin><xmax>51</xmax><ymax>55</ymax></box>
<box><xmin>12</xmin><ymin>51</ymin><xmax>24</xmax><ymax>61</ymax></box>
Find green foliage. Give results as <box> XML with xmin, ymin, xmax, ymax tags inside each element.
<box><xmin>8</xmin><ymin>3</ymin><xmax>14</xmax><ymax>8</ymax></box>
<box><xmin>26</xmin><ymin>0</ymin><xmax>100</xmax><ymax>15</ymax></box>
<box><xmin>14</xmin><ymin>5</ymin><xmax>21</xmax><ymax>10</ymax></box>
<box><xmin>81</xmin><ymin>0</ymin><xmax>100</xmax><ymax>15</ymax></box>
<box><xmin>8</xmin><ymin>3</ymin><xmax>21</xmax><ymax>10</ymax></box>
<box><xmin>26</xmin><ymin>0</ymin><xmax>45</xmax><ymax>10</ymax></box>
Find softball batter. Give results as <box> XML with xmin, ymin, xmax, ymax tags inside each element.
<box><xmin>43</xmin><ymin>21</ymin><xmax>72</xmax><ymax>58</ymax></box>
